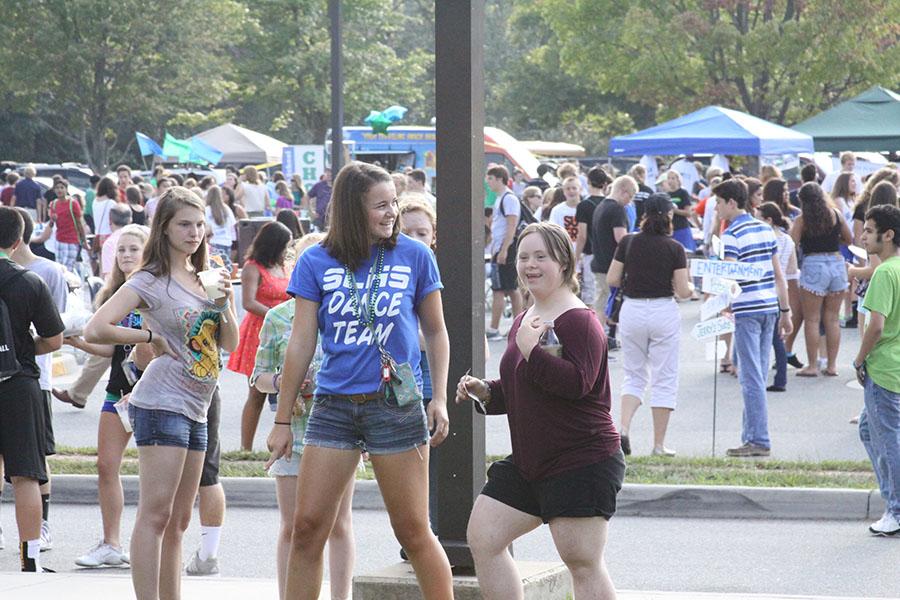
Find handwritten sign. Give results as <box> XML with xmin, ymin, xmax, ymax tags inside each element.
<box><xmin>700</xmin><ymin>292</ymin><xmax>732</xmax><ymax>321</ymax></box>
<box><xmin>690</xmin><ymin>259</ymin><xmax>766</xmax><ymax>282</ymax></box>
<box><xmin>691</xmin><ymin>315</ymin><xmax>735</xmax><ymax>340</ymax></box>
<box><xmin>701</xmin><ymin>277</ymin><xmax>742</xmax><ymax>299</ymax></box>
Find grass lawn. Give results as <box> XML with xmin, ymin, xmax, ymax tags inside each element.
<box><xmin>49</xmin><ymin>446</ymin><xmax>877</xmax><ymax>489</ymax></box>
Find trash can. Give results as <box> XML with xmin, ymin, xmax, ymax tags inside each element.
<box><xmin>237</xmin><ymin>217</ymin><xmax>273</xmax><ymax>267</ymax></box>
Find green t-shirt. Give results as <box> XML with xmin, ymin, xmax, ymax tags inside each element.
<box><xmin>862</xmin><ymin>256</ymin><xmax>900</xmax><ymax>393</ymax></box>
<box><xmin>84</xmin><ymin>189</ymin><xmax>96</xmax><ymax>216</ymax></box>
<box><xmin>484</xmin><ymin>180</ymin><xmax>496</xmax><ymax>208</ymax></box>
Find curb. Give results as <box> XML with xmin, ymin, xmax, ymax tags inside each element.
<box><xmin>4</xmin><ymin>475</ymin><xmax>884</xmax><ymax>521</ymax></box>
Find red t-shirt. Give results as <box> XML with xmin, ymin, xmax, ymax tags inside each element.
<box><xmin>0</xmin><ymin>187</ymin><xmax>14</xmax><ymax>206</ymax></box>
<box><xmin>485</xmin><ymin>308</ymin><xmax>619</xmax><ymax>481</ymax></box>
<box><xmin>52</xmin><ymin>197</ymin><xmax>82</xmax><ymax>244</ymax></box>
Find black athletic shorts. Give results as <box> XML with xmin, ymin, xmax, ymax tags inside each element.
<box><xmin>480</xmin><ymin>451</ymin><xmax>626</xmax><ymax>524</ymax></box>
<box><xmin>490</xmin><ymin>252</ymin><xmax>518</xmax><ymax>292</ymax></box>
<box><xmin>0</xmin><ymin>376</ymin><xmax>49</xmax><ymax>484</ymax></box>
<box><xmin>200</xmin><ymin>387</ymin><xmax>221</xmax><ymax>487</ymax></box>
<box><xmin>41</xmin><ymin>390</ymin><xmax>55</xmax><ymax>456</ymax></box>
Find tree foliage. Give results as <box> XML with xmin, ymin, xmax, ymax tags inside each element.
<box><xmin>228</xmin><ymin>0</ymin><xmax>431</xmax><ymax>144</ymax></box>
<box><xmin>539</xmin><ymin>0</ymin><xmax>900</xmax><ymax>125</ymax></box>
<box><xmin>0</xmin><ymin>0</ymin><xmax>246</xmax><ymax>173</ymax></box>
<box><xmin>0</xmin><ymin>0</ymin><xmax>895</xmax><ymax>171</ymax></box>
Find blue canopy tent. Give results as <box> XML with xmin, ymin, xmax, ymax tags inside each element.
<box><xmin>609</xmin><ymin>106</ymin><xmax>814</xmax><ymax>156</ymax></box>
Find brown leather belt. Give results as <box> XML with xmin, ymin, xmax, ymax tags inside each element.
<box><xmin>330</xmin><ymin>392</ymin><xmax>384</xmax><ymax>404</ymax></box>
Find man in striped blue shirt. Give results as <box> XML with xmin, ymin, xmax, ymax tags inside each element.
<box><xmin>714</xmin><ymin>179</ymin><xmax>792</xmax><ymax>457</ymax></box>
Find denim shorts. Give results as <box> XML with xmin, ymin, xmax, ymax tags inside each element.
<box><xmin>128</xmin><ymin>404</ymin><xmax>207</xmax><ymax>452</ymax></box>
<box><xmin>799</xmin><ymin>254</ymin><xmax>848</xmax><ymax>296</ymax></box>
<box><xmin>303</xmin><ymin>393</ymin><xmax>428</xmax><ymax>455</ymax></box>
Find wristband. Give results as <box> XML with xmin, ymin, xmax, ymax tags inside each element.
<box><xmin>147</xmin><ymin>330</ymin><xmax>153</xmax><ymax>343</ymax></box>
<box><xmin>274</xmin><ymin>421</ymin><xmax>291</xmax><ymax>426</ymax></box>
<box><xmin>779</xmin><ymin>308</ymin><xmax>790</xmax><ymax>313</ymax></box>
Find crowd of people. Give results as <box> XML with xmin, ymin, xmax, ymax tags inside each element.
<box><xmin>0</xmin><ymin>149</ymin><xmax>897</xmax><ymax>600</ymax></box>
<box><xmin>487</xmin><ymin>154</ymin><xmax>900</xmax><ymax>536</ymax></box>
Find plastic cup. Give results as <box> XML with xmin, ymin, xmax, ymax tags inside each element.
<box><xmin>199</xmin><ymin>269</ymin><xmax>225</xmax><ymax>300</ymax></box>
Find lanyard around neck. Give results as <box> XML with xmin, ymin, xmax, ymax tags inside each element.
<box><xmin>343</xmin><ymin>245</ymin><xmax>386</xmax><ymax>330</ymax></box>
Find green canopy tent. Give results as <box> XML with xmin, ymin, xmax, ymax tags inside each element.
<box><xmin>794</xmin><ymin>86</ymin><xmax>900</xmax><ymax>152</ymax></box>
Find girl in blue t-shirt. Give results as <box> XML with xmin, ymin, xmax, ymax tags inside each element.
<box><xmin>267</xmin><ymin>162</ymin><xmax>453</xmax><ymax>599</ymax></box>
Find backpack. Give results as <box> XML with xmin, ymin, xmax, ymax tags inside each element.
<box><xmin>497</xmin><ymin>191</ymin><xmax>538</xmax><ymax>250</ymax></box>
<box><xmin>0</xmin><ymin>266</ymin><xmax>27</xmax><ymax>381</ymax></box>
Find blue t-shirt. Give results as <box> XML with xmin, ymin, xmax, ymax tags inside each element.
<box><xmin>287</xmin><ymin>234</ymin><xmax>443</xmax><ymax>395</ymax></box>
<box><xmin>14</xmin><ymin>178</ymin><xmax>42</xmax><ymax>210</ymax></box>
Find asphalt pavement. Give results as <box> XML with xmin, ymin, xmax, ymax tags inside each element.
<box><xmin>0</xmin><ymin>504</ymin><xmax>897</xmax><ymax>598</ymax></box>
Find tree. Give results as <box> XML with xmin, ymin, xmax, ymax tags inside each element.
<box><xmin>229</xmin><ymin>0</ymin><xmax>431</xmax><ymax>145</ymax></box>
<box><xmin>0</xmin><ymin>0</ymin><xmax>246</xmax><ymax>173</ymax></box>
<box><xmin>482</xmin><ymin>0</ymin><xmax>651</xmax><ymax>155</ymax></box>
<box><xmin>539</xmin><ymin>0</ymin><xmax>900</xmax><ymax>125</ymax></box>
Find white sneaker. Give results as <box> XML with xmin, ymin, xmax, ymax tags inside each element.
<box><xmin>75</xmin><ymin>541</ymin><xmax>130</xmax><ymax>567</ymax></box>
<box><xmin>185</xmin><ymin>549</ymin><xmax>219</xmax><ymax>576</ymax></box>
<box><xmin>40</xmin><ymin>520</ymin><xmax>52</xmax><ymax>552</ymax></box>
<box><xmin>652</xmin><ymin>446</ymin><xmax>676</xmax><ymax>457</ymax></box>
<box><xmin>869</xmin><ymin>512</ymin><xmax>900</xmax><ymax>536</ymax></box>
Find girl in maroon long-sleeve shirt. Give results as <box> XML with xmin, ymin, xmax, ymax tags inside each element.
<box><xmin>457</xmin><ymin>221</ymin><xmax>624</xmax><ymax>600</ymax></box>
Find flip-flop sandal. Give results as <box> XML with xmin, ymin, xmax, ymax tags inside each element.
<box><xmin>719</xmin><ymin>362</ymin><xmax>734</xmax><ymax>374</ymax></box>
<box><xmin>823</xmin><ymin>370</ymin><xmax>839</xmax><ymax>377</ymax></box>
<box><xmin>796</xmin><ymin>371</ymin><xmax>819</xmax><ymax>377</ymax></box>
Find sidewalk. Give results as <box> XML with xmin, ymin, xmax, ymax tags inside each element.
<box><xmin>0</xmin><ymin>572</ymin><xmax>882</xmax><ymax>600</ymax></box>
<box><xmin>26</xmin><ymin>474</ymin><xmax>887</xmax><ymax>521</ymax></box>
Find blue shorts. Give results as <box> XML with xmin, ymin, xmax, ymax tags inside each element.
<box><xmin>128</xmin><ymin>405</ymin><xmax>207</xmax><ymax>452</ymax></box>
<box><xmin>799</xmin><ymin>254</ymin><xmax>848</xmax><ymax>296</ymax></box>
<box><xmin>303</xmin><ymin>393</ymin><xmax>428</xmax><ymax>455</ymax></box>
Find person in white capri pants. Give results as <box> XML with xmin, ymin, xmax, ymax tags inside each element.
<box><xmin>606</xmin><ymin>194</ymin><xmax>694</xmax><ymax>456</ymax></box>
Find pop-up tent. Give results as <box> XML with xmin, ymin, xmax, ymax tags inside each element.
<box><xmin>793</xmin><ymin>86</ymin><xmax>900</xmax><ymax>152</ymax></box>
<box><xmin>192</xmin><ymin>123</ymin><xmax>287</xmax><ymax>165</ymax></box>
<box><xmin>609</xmin><ymin>106</ymin><xmax>814</xmax><ymax>156</ymax></box>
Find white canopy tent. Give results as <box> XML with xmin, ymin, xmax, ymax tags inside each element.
<box><xmin>192</xmin><ymin>123</ymin><xmax>287</xmax><ymax>165</ymax></box>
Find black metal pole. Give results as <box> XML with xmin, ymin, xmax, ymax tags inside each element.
<box><xmin>329</xmin><ymin>0</ymin><xmax>343</xmax><ymax>173</ymax></box>
<box><xmin>434</xmin><ymin>0</ymin><xmax>485</xmax><ymax>571</ymax></box>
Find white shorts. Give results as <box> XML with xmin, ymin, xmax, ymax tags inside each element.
<box><xmin>618</xmin><ymin>296</ymin><xmax>681</xmax><ymax>409</ymax></box>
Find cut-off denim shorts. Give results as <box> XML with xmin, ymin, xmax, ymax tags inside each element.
<box><xmin>129</xmin><ymin>404</ymin><xmax>207</xmax><ymax>452</ymax></box>
<box><xmin>303</xmin><ymin>393</ymin><xmax>428</xmax><ymax>455</ymax></box>
<box><xmin>799</xmin><ymin>253</ymin><xmax>848</xmax><ymax>296</ymax></box>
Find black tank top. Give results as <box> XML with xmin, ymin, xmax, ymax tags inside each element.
<box><xmin>800</xmin><ymin>209</ymin><xmax>841</xmax><ymax>254</ymax></box>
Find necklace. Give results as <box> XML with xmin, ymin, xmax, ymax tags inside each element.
<box><xmin>344</xmin><ymin>245</ymin><xmax>386</xmax><ymax>329</ymax></box>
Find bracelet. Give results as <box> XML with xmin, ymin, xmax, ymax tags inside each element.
<box><xmin>146</xmin><ymin>330</ymin><xmax>153</xmax><ymax>343</ymax></box>
<box><xmin>779</xmin><ymin>308</ymin><xmax>790</xmax><ymax>313</ymax></box>
<box><xmin>274</xmin><ymin>421</ymin><xmax>291</xmax><ymax>426</ymax></box>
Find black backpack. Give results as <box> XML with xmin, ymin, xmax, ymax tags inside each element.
<box><xmin>0</xmin><ymin>267</ymin><xmax>27</xmax><ymax>381</ymax></box>
<box><xmin>497</xmin><ymin>191</ymin><xmax>538</xmax><ymax>248</ymax></box>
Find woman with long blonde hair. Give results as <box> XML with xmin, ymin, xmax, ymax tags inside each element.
<box><xmin>241</xmin><ymin>166</ymin><xmax>269</xmax><ymax>216</ymax></box>
<box><xmin>68</xmin><ymin>225</ymin><xmax>151</xmax><ymax>568</ymax></box>
<box><xmin>205</xmin><ymin>186</ymin><xmax>236</xmax><ymax>272</ymax></box>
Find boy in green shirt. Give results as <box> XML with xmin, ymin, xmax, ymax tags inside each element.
<box><xmin>854</xmin><ymin>204</ymin><xmax>900</xmax><ymax>537</ymax></box>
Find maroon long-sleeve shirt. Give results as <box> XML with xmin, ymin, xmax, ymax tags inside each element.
<box><xmin>485</xmin><ymin>307</ymin><xmax>620</xmax><ymax>482</ymax></box>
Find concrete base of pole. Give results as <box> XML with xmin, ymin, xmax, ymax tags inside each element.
<box><xmin>352</xmin><ymin>561</ymin><xmax>572</xmax><ymax>600</ymax></box>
